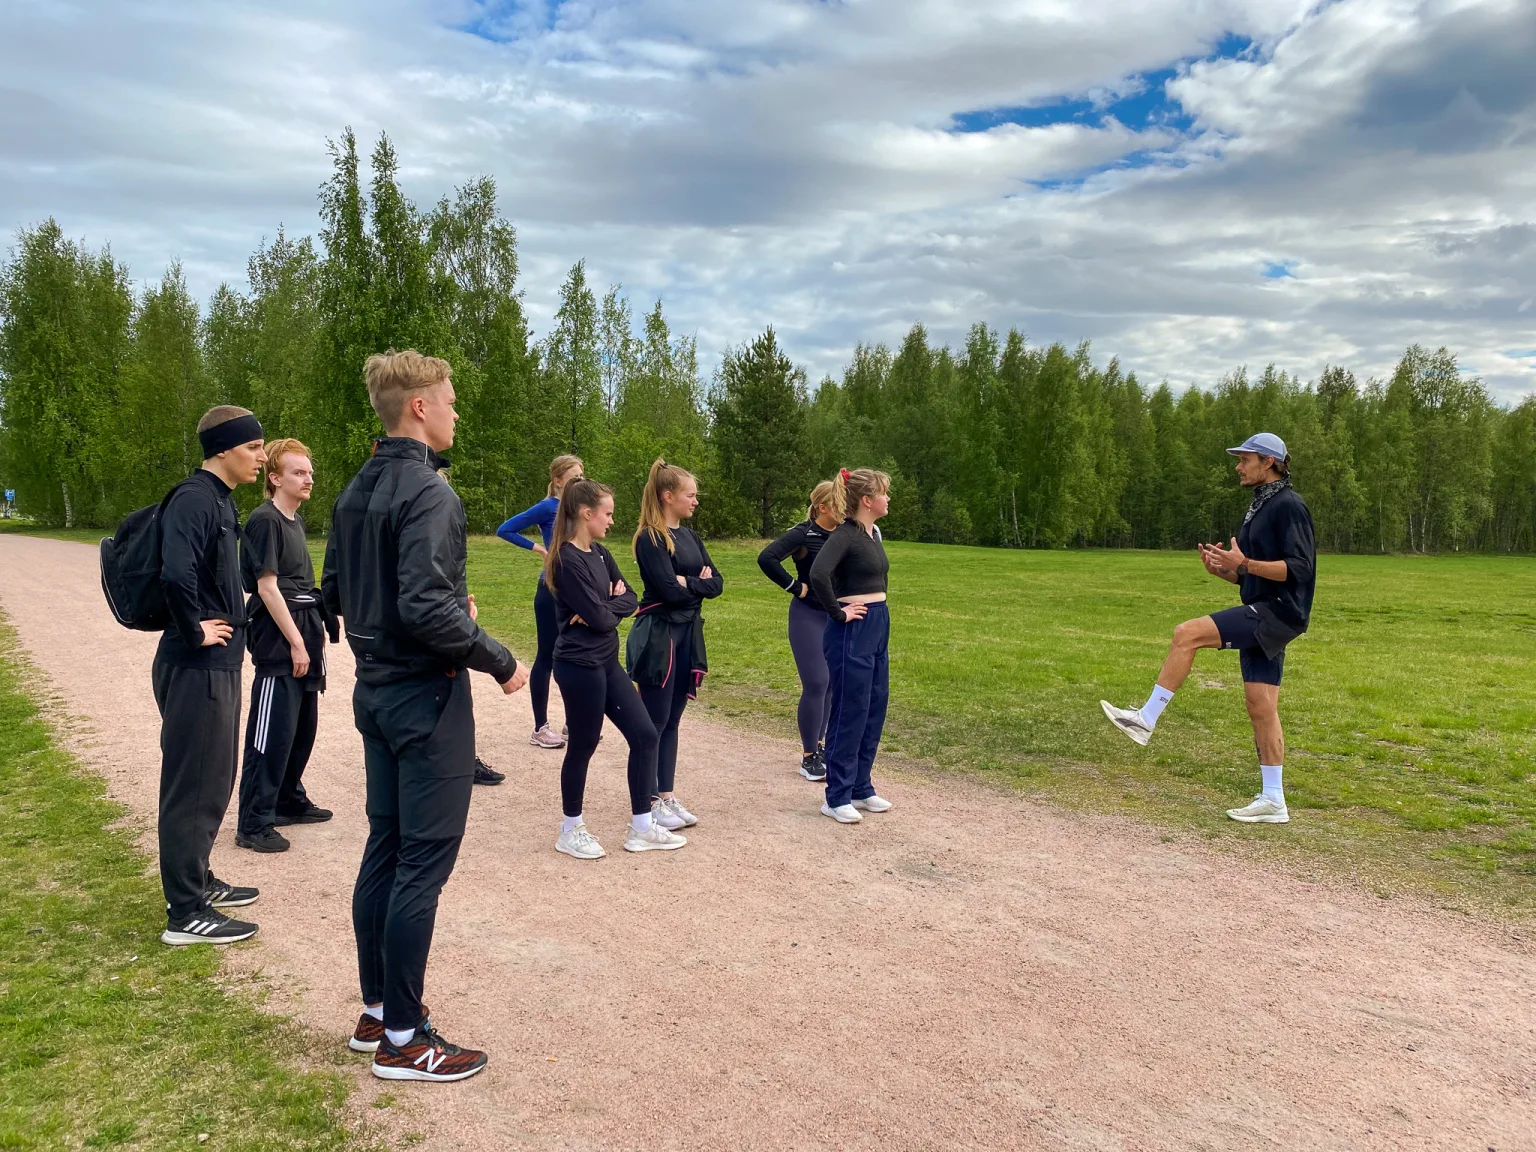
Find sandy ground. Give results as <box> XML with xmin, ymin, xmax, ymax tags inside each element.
<box><xmin>1</xmin><ymin>533</ymin><xmax>1532</xmax><ymax>1152</ymax></box>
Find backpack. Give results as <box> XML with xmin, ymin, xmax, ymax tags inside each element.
<box><xmin>100</xmin><ymin>480</ymin><xmax>196</xmax><ymax>631</ymax></box>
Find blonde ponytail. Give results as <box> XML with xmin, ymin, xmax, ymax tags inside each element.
<box><xmin>547</xmin><ymin>454</ymin><xmax>583</xmax><ymax>497</ymax></box>
<box><xmin>633</xmin><ymin>457</ymin><xmax>695</xmax><ymax>556</ymax></box>
<box><xmin>807</xmin><ymin>478</ymin><xmax>844</xmax><ymax>521</ymax></box>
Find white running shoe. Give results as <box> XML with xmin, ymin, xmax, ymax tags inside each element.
<box><xmin>555</xmin><ymin>824</ymin><xmax>606</xmax><ymax>859</ymax></box>
<box><xmin>530</xmin><ymin>724</ymin><xmax>566</xmax><ymax>749</ymax></box>
<box><xmin>654</xmin><ymin>796</ymin><xmax>697</xmax><ymax>828</ymax></box>
<box><xmin>851</xmin><ymin>795</ymin><xmax>892</xmax><ymax>813</ymax></box>
<box><xmin>821</xmin><ymin>802</ymin><xmax>862</xmax><ymax>824</ymax></box>
<box><xmin>1227</xmin><ymin>795</ymin><xmax>1290</xmax><ymax>824</ymax></box>
<box><xmin>1100</xmin><ymin>700</ymin><xmax>1153</xmax><ymax>746</ymax></box>
<box><xmin>624</xmin><ymin>823</ymin><xmax>687</xmax><ymax>852</ymax></box>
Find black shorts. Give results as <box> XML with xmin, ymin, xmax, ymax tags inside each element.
<box><xmin>1210</xmin><ymin>605</ymin><xmax>1286</xmax><ymax>686</ymax></box>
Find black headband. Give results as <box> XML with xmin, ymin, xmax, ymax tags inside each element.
<box><xmin>198</xmin><ymin>414</ymin><xmax>264</xmax><ymax>458</ymax></box>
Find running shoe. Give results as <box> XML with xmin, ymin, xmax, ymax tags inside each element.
<box><xmin>274</xmin><ymin>802</ymin><xmax>333</xmax><ymax>825</ymax></box>
<box><xmin>349</xmin><ymin>1013</ymin><xmax>386</xmax><ymax>1053</ymax></box>
<box><xmin>529</xmin><ymin>724</ymin><xmax>566</xmax><ymax>749</ymax></box>
<box><xmin>235</xmin><ymin>826</ymin><xmax>290</xmax><ymax>853</ymax></box>
<box><xmin>799</xmin><ymin>753</ymin><xmax>827</xmax><ymax>782</ymax></box>
<box><xmin>556</xmin><ymin>823</ymin><xmax>606</xmax><ymax>860</ymax></box>
<box><xmin>852</xmin><ymin>795</ymin><xmax>893</xmax><ymax>813</ymax></box>
<box><xmin>473</xmin><ymin>757</ymin><xmax>505</xmax><ymax>785</ymax></box>
<box><xmin>1100</xmin><ymin>700</ymin><xmax>1153</xmax><ymax>747</ymax></box>
<box><xmin>653</xmin><ymin>796</ymin><xmax>698</xmax><ymax>828</ymax></box>
<box><xmin>623</xmin><ymin>823</ymin><xmax>687</xmax><ymax>852</ymax></box>
<box><xmin>820</xmin><ymin>802</ymin><xmax>862</xmax><ymax>824</ymax></box>
<box><xmin>162</xmin><ymin>908</ymin><xmax>258</xmax><ymax>946</ymax></box>
<box><xmin>371</xmin><ymin>1021</ymin><xmax>488</xmax><ymax>1082</ymax></box>
<box><xmin>204</xmin><ymin>877</ymin><xmax>259</xmax><ymax>908</ymax></box>
<box><xmin>1226</xmin><ymin>795</ymin><xmax>1290</xmax><ymax>824</ymax></box>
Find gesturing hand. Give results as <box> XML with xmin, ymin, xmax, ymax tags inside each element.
<box><xmin>1207</xmin><ymin>537</ymin><xmax>1246</xmax><ymax>573</ymax></box>
<box><xmin>200</xmin><ymin>620</ymin><xmax>233</xmax><ymax>647</ymax></box>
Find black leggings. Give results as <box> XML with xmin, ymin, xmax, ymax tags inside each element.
<box><xmin>553</xmin><ymin>657</ymin><xmax>658</xmax><ymax>817</ymax></box>
<box><xmin>530</xmin><ymin>579</ymin><xmax>558</xmax><ymax>728</ymax></box>
<box><xmin>788</xmin><ymin>596</ymin><xmax>832</xmax><ymax>754</ymax></box>
<box><xmin>639</xmin><ymin>628</ymin><xmax>693</xmax><ymax>796</ymax></box>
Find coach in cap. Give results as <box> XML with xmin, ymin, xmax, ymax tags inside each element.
<box><xmin>1100</xmin><ymin>432</ymin><xmax>1316</xmax><ymax>824</ymax></box>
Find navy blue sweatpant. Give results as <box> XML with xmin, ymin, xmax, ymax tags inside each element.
<box><xmin>822</xmin><ymin>601</ymin><xmax>889</xmax><ymax>808</ymax></box>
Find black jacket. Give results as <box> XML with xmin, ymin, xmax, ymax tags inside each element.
<box><xmin>155</xmin><ymin>468</ymin><xmax>246</xmax><ymax>670</ymax></box>
<box><xmin>757</xmin><ymin>518</ymin><xmax>833</xmax><ymax>608</ymax></box>
<box><xmin>321</xmin><ymin>437</ymin><xmax>517</xmax><ymax>685</ymax></box>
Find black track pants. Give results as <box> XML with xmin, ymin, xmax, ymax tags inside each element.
<box><xmin>237</xmin><ymin>672</ymin><xmax>317</xmax><ymax>834</ymax></box>
<box><xmin>552</xmin><ymin>658</ymin><xmax>658</xmax><ymax>817</ymax></box>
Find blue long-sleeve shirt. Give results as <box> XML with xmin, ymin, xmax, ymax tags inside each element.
<box><xmin>496</xmin><ymin>496</ymin><xmax>559</xmax><ymax>550</ymax></box>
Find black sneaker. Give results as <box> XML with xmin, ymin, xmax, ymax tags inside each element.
<box><xmin>274</xmin><ymin>802</ymin><xmax>333</xmax><ymax>826</ymax></box>
<box><xmin>162</xmin><ymin>907</ymin><xmax>258</xmax><ymax>946</ymax></box>
<box><xmin>473</xmin><ymin>757</ymin><xmax>505</xmax><ymax>786</ymax></box>
<box><xmin>235</xmin><ymin>827</ymin><xmax>291</xmax><ymax>853</ymax></box>
<box><xmin>799</xmin><ymin>752</ymin><xmax>827</xmax><ymax>782</ymax></box>
<box><xmin>371</xmin><ymin>1020</ymin><xmax>487</xmax><ymax>1082</ymax></box>
<box><xmin>204</xmin><ymin>877</ymin><xmax>260</xmax><ymax>908</ymax></box>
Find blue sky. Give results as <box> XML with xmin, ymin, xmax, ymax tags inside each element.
<box><xmin>1</xmin><ymin>0</ymin><xmax>1533</xmax><ymax>399</ymax></box>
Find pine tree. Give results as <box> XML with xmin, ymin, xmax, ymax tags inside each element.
<box><xmin>709</xmin><ymin>327</ymin><xmax>809</xmax><ymax>537</ymax></box>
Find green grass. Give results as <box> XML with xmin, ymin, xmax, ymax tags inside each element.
<box><xmin>460</xmin><ymin>538</ymin><xmax>1536</xmax><ymax>915</ymax></box>
<box><xmin>0</xmin><ymin>619</ymin><xmax>372</xmax><ymax>1152</ymax></box>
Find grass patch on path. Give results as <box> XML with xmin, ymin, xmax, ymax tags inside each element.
<box><xmin>0</xmin><ymin>616</ymin><xmax>369</xmax><ymax>1152</ymax></box>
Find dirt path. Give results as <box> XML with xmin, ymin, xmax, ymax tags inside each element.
<box><xmin>2</xmin><ymin>534</ymin><xmax>1532</xmax><ymax>1151</ymax></box>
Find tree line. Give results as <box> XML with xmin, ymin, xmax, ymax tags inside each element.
<box><xmin>2</xmin><ymin>129</ymin><xmax>1533</xmax><ymax>553</ymax></box>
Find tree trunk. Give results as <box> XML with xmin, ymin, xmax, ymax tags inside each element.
<box><xmin>62</xmin><ymin>481</ymin><xmax>73</xmax><ymax>529</ymax></box>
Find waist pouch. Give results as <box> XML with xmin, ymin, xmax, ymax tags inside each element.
<box><xmin>247</xmin><ymin>593</ymin><xmax>328</xmax><ymax>676</ymax></box>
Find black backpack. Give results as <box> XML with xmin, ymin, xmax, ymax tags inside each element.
<box><xmin>100</xmin><ymin>480</ymin><xmax>196</xmax><ymax>631</ymax></box>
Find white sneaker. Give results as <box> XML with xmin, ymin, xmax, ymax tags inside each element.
<box><xmin>851</xmin><ymin>795</ymin><xmax>892</xmax><ymax>813</ymax></box>
<box><xmin>555</xmin><ymin>823</ymin><xmax>606</xmax><ymax>859</ymax></box>
<box><xmin>530</xmin><ymin>724</ymin><xmax>566</xmax><ymax>749</ymax></box>
<box><xmin>1100</xmin><ymin>700</ymin><xmax>1152</xmax><ymax>747</ymax></box>
<box><xmin>1226</xmin><ymin>795</ymin><xmax>1290</xmax><ymax>824</ymax></box>
<box><xmin>624</xmin><ymin>823</ymin><xmax>687</xmax><ymax>852</ymax></box>
<box><xmin>653</xmin><ymin>796</ymin><xmax>697</xmax><ymax>828</ymax></box>
<box><xmin>821</xmin><ymin>802</ymin><xmax>862</xmax><ymax>824</ymax></box>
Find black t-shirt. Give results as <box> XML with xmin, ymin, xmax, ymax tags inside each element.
<box><xmin>241</xmin><ymin>501</ymin><xmax>315</xmax><ymax>597</ymax></box>
<box><xmin>1237</xmin><ymin>486</ymin><xmax>1316</xmax><ymax>642</ymax></box>
<box><xmin>634</xmin><ymin>526</ymin><xmax>723</xmax><ymax>612</ymax></box>
<box><xmin>550</xmin><ymin>542</ymin><xmax>638</xmax><ymax>666</ymax></box>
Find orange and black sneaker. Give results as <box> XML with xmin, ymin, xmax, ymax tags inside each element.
<box><xmin>371</xmin><ymin>1021</ymin><xmax>487</xmax><ymax>1082</ymax></box>
<box><xmin>349</xmin><ymin>1013</ymin><xmax>385</xmax><ymax>1053</ymax></box>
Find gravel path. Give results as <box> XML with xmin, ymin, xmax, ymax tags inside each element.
<box><xmin>2</xmin><ymin>533</ymin><xmax>1532</xmax><ymax>1151</ymax></box>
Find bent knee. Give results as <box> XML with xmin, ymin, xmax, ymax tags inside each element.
<box><xmin>1172</xmin><ymin>619</ymin><xmax>1213</xmax><ymax>649</ymax></box>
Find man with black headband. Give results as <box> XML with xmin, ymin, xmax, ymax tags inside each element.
<box><xmin>1101</xmin><ymin>433</ymin><xmax>1316</xmax><ymax>824</ymax></box>
<box><xmin>155</xmin><ymin>405</ymin><xmax>269</xmax><ymax>945</ymax></box>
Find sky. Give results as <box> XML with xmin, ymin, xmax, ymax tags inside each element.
<box><xmin>2</xmin><ymin>0</ymin><xmax>1534</xmax><ymax>400</ymax></box>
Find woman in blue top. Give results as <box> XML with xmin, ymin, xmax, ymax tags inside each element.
<box><xmin>496</xmin><ymin>454</ymin><xmax>583</xmax><ymax>749</ymax></box>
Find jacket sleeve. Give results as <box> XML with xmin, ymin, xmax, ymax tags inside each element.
<box><xmin>757</xmin><ymin>524</ymin><xmax>805</xmax><ymax>594</ymax></box>
<box><xmin>688</xmin><ymin>533</ymin><xmax>724</xmax><ymax>599</ymax></box>
<box><xmin>321</xmin><ymin>529</ymin><xmax>341</xmax><ymax>621</ymax></box>
<box><xmin>159</xmin><ymin>486</ymin><xmax>215</xmax><ymax>649</ymax></box>
<box><xmin>633</xmin><ymin>530</ymin><xmax>696</xmax><ymax>606</ymax></box>
<box><xmin>495</xmin><ymin>498</ymin><xmax>551</xmax><ymax>550</ymax></box>
<box><xmin>603</xmin><ymin>546</ymin><xmax>640</xmax><ymax>618</ymax></box>
<box><xmin>396</xmin><ymin>481</ymin><xmax>517</xmax><ymax>682</ymax></box>
<box><xmin>808</xmin><ymin>528</ymin><xmax>850</xmax><ymax>622</ymax></box>
<box><xmin>1279</xmin><ymin>500</ymin><xmax>1316</xmax><ymax>588</ymax></box>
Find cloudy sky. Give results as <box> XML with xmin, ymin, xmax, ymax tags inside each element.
<box><xmin>3</xmin><ymin>0</ymin><xmax>1534</xmax><ymax>399</ymax></box>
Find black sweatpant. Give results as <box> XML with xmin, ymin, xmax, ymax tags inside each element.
<box><xmin>552</xmin><ymin>657</ymin><xmax>658</xmax><ymax>817</ymax></box>
<box><xmin>237</xmin><ymin>673</ymin><xmax>317</xmax><ymax>835</ymax></box>
<box><xmin>351</xmin><ymin>670</ymin><xmax>475</xmax><ymax>1033</ymax></box>
<box><xmin>531</xmin><ymin>579</ymin><xmax>558</xmax><ymax>729</ymax></box>
<box><xmin>639</xmin><ymin>628</ymin><xmax>692</xmax><ymax>797</ymax></box>
<box><xmin>151</xmin><ymin>658</ymin><xmax>242</xmax><ymax>921</ymax></box>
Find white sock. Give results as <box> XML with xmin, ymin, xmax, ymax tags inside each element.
<box><xmin>384</xmin><ymin>1026</ymin><xmax>415</xmax><ymax>1047</ymax></box>
<box><xmin>363</xmin><ymin>1004</ymin><xmax>383</xmax><ymax>1022</ymax></box>
<box><xmin>630</xmin><ymin>812</ymin><xmax>652</xmax><ymax>833</ymax></box>
<box><xmin>561</xmin><ymin>814</ymin><xmax>583</xmax><ymax>833</ymax></box>
<box><xmin>1260</xmin><ymin>764</ymin><xmax>1284</xmax><ymax>804</ymax></box>
<box><xmin>1139</xmin><ymin>684</ymin><xmax>1175</xmax><ymax>728</ymax></box>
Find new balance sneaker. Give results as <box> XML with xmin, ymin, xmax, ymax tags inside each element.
<box><xmin>1227</xmin><ymin>794</ymin><xmax>1290</xmax><ymax>824</ymax></box>
<box><xmin>652</xmin><ymin>796</ymin><xmax>697</xmax><ymax>829</ymax></box>
<box><xmin>820</xmin><ymin>802</ymin><xmax>862</xmax><ymax>824</ymax></box>
<box><xmin>623</xmin><ymin>823</ymin><xmax>687</xmax><ymax>852</ymax></box>
<box><xmin>555</xmin><ymin>823</ymin><xmax>606</xmax><ymax>860</ymax></box>
<box><xmin>852</xmin><ymin>795</ymin><xmax>893</xmax><ymax>813</ymax></box>
<box><xmin>349</xmin><ymin>1013</ymin><xmax>386</xmax><ymax>1053</ymax></box>
<box><xmin>473</xmin><ymin>757</ymin><xmax>506</xmax><ymax>786</ymax></box>
<box><xmin>274</xmin><ymin>802</ymin><xmax>333</xmax><ymax>825</ymax></box>
<box><xmin>162</xmin><ymin>908</ymin><xmax>258</xmax><ymax>946</ymax></box>
<box><xmin>204</xmin><ymin>877</ymin><xmax>259</xmax><ymax>908</ymax></box>
<box><xmin>1100</xmin><ymin>700</ymin><xmax>1153</xmax><ymax>747</ymax></box>
<box><xmin>529</xmin><ymin>724</ymin><xmax>566</xmax><ymax>749</ymax></box>
<box><xmin>371</xmin><ymin>1022</ymin><xmax>488</xmax><ymax>1082</ymax></box>
<box><xmin>799</xmin><ymin>753</ymin><xmax>827</xmax><ymax>782</ymax></box>
<box><xmin>235</xmin><ymin>826</ymin><xmax>290</xmax><ymax>853</ymax></box>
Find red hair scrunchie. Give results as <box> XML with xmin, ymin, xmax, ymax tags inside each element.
<box><xmin>839</xmin><ymin>468</ymin><xmax>851</xmax><ymax>481</ymax></box>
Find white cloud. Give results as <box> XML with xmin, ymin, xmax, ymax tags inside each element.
<box><xmin>1</xmin><ymin>0</ymin><xmax>1532</xmax><ymax>399</ymax></box>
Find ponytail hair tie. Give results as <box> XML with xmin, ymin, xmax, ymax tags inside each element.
<box><xmin>839</xmin><ymin>468</ymin><xmax>851</xmax><ymax>482</ymax></box>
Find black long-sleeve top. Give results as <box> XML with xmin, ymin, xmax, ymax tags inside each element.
<box><xmin>1237</xmin><ymin>486</ymin><xmax>1316</xmax><ymax>644</ymax></box>
<box><xmin>633</xmin><ymin>526</ymin><xmax>723</xmax><ymax>613</ymax></box>
<box><xmin>155</xmin><ymin>468</ymin><xmax>246</xmax><ymax>669</ymax></box>
<box><xmin>808</xmin><ymin>520</ymin><xmax>889</xmax><ymax>623</ymax></box>
<box><xmin>550</xmin><ymin>541</ymin><xmax>638</xmax><ymax>666</ymax></box>
<box><xmin>757</xmin><ymin>519</ymin><xmax>833</xmax><ymax>609</ymax></box>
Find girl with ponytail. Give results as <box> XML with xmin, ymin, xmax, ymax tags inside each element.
<box><xmin>496</xmin><ymin>455</ymin><xmax>584</xmax><ymax>750</ymax></box>
<box><xmin>756</xmin><ymin>478</ymin><xmax>845</xmax><ymax>780</ymax></box>
<box><xmin>806</xmin><ymin>468</ymin><xmax>895</xmax><ymax>823</ymax></box>
<box><xmin>626</xmin><ymin>458</ymin><xmax>723</xmax><ymax>831</ymax></box>
<box><xmin>545</xmin><ymin>479</ymin><xmax>683</xmax><ymax>859</ymax></box>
